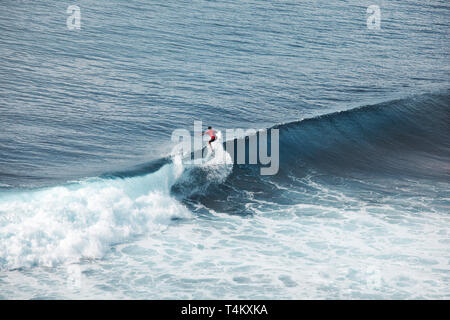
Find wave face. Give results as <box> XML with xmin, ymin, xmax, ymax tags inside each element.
<box><xmin>274</xmin><ymin>90</ymin><xmax>450</xmax><ymax>179</ymax></box>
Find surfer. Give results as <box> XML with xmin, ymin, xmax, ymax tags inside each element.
<box><xmin>201</xmin><ymin>126</ymin><xmax>217</xmax><ymax>151</ymax></box>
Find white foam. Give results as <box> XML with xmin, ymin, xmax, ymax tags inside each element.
<box><xmin>201</xmin><ymin>131</ymin><xmax>233</xmax><ymax>183</ymax></box>
<box><xmin>0</xmin><ymin>158</ymin><xmax>191</xmax><ymax>270</ymax></box>
<box><xmin>169</xmin><ymin>131</ymin><xmax>233</xmax><ymax>193</ymax></box>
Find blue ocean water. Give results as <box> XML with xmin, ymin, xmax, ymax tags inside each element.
<box><xmin>0</xmin><ymin>0</ymin><xmax>449</xmax><ymax>299</ymax></box>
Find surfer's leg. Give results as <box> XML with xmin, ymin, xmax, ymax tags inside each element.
<box><xmin>209</xmin><ymin>136</ymin><xmax>216</xmax><ymax>150</ymax></box>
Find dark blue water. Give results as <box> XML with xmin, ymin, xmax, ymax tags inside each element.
<box><xmin>0</xmin><ymin>0</ymin><xmax>449</xmax><ymax>299</ymax></box>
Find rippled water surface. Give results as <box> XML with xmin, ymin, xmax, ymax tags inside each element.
<box><xmin>0</xmin><ymin>0</ymin><xmax>449</xmax><ymax>299</ymax></box>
